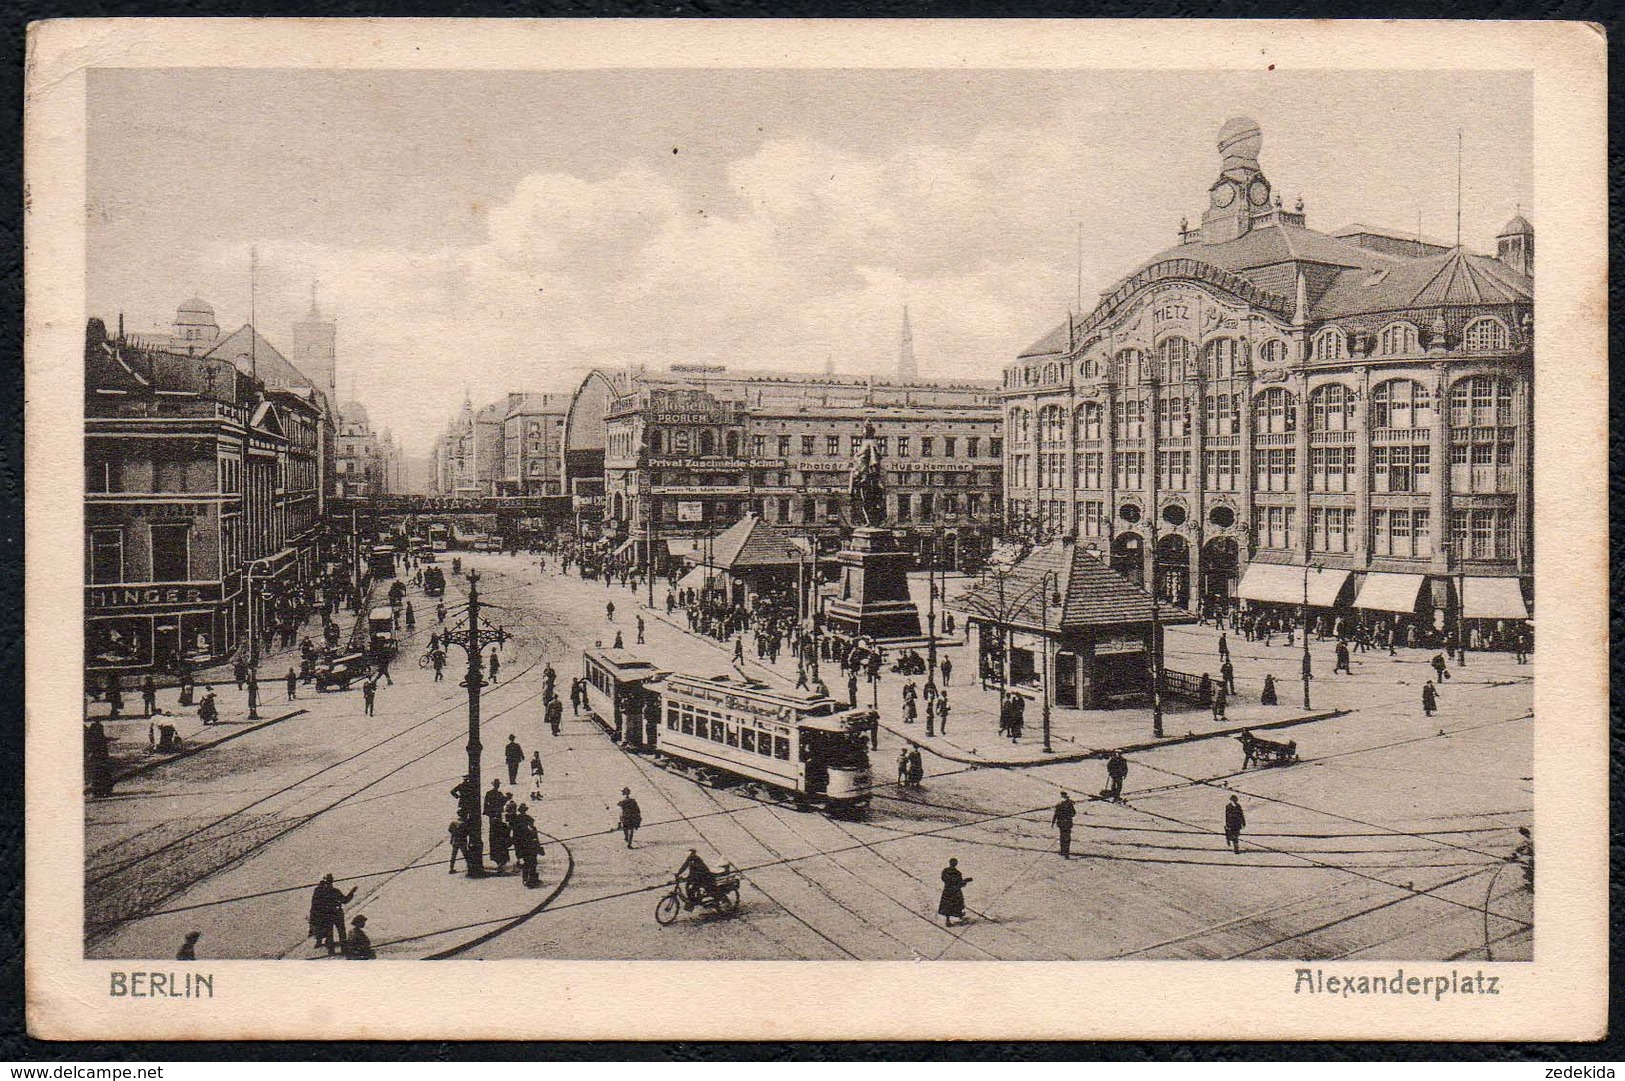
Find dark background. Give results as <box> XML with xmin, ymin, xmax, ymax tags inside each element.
<box><xmin>1</xmin><ymin>0</ymin><xmax>1619</xmax><ymax>1061</ymax></box>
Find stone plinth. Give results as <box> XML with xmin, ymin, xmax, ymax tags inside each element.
<box><xmin>824</xmin><ymin>527</ymin><xmax>923</xmax><ymax>642</ymax></box>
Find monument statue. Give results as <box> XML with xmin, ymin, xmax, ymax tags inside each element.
<box><xmin>849</xmin><ymin>422</ymin><xmax>886</xmax><ymax>528</ymax></box>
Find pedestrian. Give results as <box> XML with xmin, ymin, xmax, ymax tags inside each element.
<box><xmin>1197</xmin><ymin>672</ymin><xmax>1213</xmax><ymax>706</ymax></box>
<box><xmin>437</xmin><ymin>603</ymin><xmax>446</xmax><ymax>624</ymax></box>
<box><xmin>616</xmin><ymin>787</ymin><xmax>642</xmax><ymax>848</ymax></box>
<box><xmin>906</xmin><ymin>746</ymin><xmax>924</xmax><ymax>788</ymax></box>
<box><xmin>1221</xmin><ymin>659</ymin><xmax>1235</xmax><ymax>695</ymax></box>
<box><xmin>377</xmin><ymin>653</ymin><xmax>393</xmax><ymax>686</ymax></box>
<box><xmin>405</xmin><ymin>602</ymin><xmax>415</xmax><ymax>630</ymax></box>
<box><xmin>1211</xmin><ymin>683</ymin><xmax>1227</xmax><ymax>723</ymax></box>
<box><xmin>546</xmin><ymin>695</ymin><xmax>563</xmax><ymax>737</ymax></box>
<box><xmin>569</xmin><ymin>677</ymin><xmax>583</xmax><ymax>716</ymax></box>
<box><xmin>637</xmin><ymin>615</ymin><xmax>646</xmax><ymax>645</ymax></box>
<box><xmin>285</xmin><ymin>667</ymin><xmax>298</xmax><ymax>701</ymax></box>
<box><xmin>343</xmin><ymin>914</ymin><xmax>376</xmax><ymax>960</ymax></box>
<box><xmin>1008</xmin><ymin>693</ymin><xmax>1025</xmax><ymax>742</ymax></box>
<box><xmin>198</xmin><ymin>689</ymin><xmax>219</xmax><ymax>726</ymax></box>
<box><xmin>937</xmin><ymin>858</ymin><xmax>971</xmax><ymax>927</ymax></box>
<box><xmin>361</xmin><ymin>677</ymin><xmax>377</xmax><ymax>716</ymax></box>
<box><xmin>432</xmin><ymin>650</ymin><xmax>445</xmax><ymax>681</ymax></box>
<box><xmin>308</xmin><ymin>874</ymin><xmax>356</xmax><ymax>955</ymax></box>
<box><xmin>1301</xmin><ymin>649</ymin><xmax>1313</xmax><ymax>685</ymax></box>
<box><xmin>529</xmin><ymin>750</ymin><xmax>544</xmax><ymax>799</ymax></box>
<box><xmin>543</xmin><ymin>662</ymin><xmax>557</xmax><ymax>698</ymax></box>
<box><xmin>613</xmin><ymin>631</ymin><xmax>624</xmax><ymax>649</ymax></box>
<box><xmin>896</xmin><ymin>746</ymin><xmax>911</xmax><ymax>787</ymax></box>
<box><xmin>487</xmin><ymin>649</ymin><xmax>500</xmax><ymax>683</ymax></box>
<box><xmin>1431</xmin><ymin>653</ymin><xmax>1451</xmax><ymax>682</ymax></box>
<box><xmin>484</xmin><ymin>777</ymin><xmax>507</xmax><ymax>827</ymax></box>
<box><xmin>902</xmin><ymin>695</ymin><xmax>917</xmax><ymax>725</ymax></box>
<box><xmin>606</xmin><ymin>601</ymin><xmax>615</xmax><ymax>623</ymax></box>
<box><xmin>847</xmin><ymin>672</ymin><xmax>860</xmax><ymax>709</ymax></box>
<box><xmin>489</xmin><ymin>813</ymin><xmax>512</xmax><ymax>873</ymax></box>
<box><xmin>447</xmin><ymin>818</ymin><xmax>470</xmax><ymax>873</ymax></box>
<box><xmin>1261</xmin><ymin>673</ymin><xmax>1279</xmax><ymax>706</ymax></box>
<box><xmin>1422</xmin><ymin>679</ymin><xmax>1438</xmax><ymax>717</ymax></box>
<box><xmin>1223</xmin><ymin>795</ymin><xmax>1246</xmax><ymax>854</ymax></box>
<box><xmin>1106</xmin><ymin>750</ymin><xmax>1128</xmax><ymax>800</ymax></box>
<box><xmin>1334</xmin><ymin>641</ymin><xmax>1351</xmax><ymax>675</ymax></box>
<box><xmin>1051</xmin><ymin>791</ymin><xmax>1077</xmax><ymax>858</ymax></box>
<box><xmin>937</xmin><ymin>692</ymin><xmax>951</xmax><ymax>734</ymax></box>
<box><xmin>176</xmin><ymin>931</ymin><xmax>202</xmax><ymax>960</ymax></box>
<box><xmin>1218</xmin><ymin>633</ymin><xmax>1230</xmax><ymax>663</ymax></box>
<box><xmin>106</xmin><ymin>677</ymin><xmax>124</xmax><ymax>719</ymax></box>
<box><xmin>940</xmin><ymin>656</ymin><xmax>952</xmax><ymax>686</ymax></box>
<box><xmin>141</xmin><ymin>675</ymin><xmax>157</xmax><ymax>717</ymax></box>
<box><xmin>733</xmin><ymin>637</ymin><xmax>745</xmax><ymax>665</ymax></box>
<box><xmin>234</xmin><ymin>656</ymin><xmax>248</xmax><ymax>689</ymax></box>
<box><xmin>505</xmin><ymin>734</ymin><xmax>524</xmax><ymax>784</ymax></box>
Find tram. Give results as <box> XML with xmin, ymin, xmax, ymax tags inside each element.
<box><xmin>581</xmin><ymin>647</ymin><xmax>670</xmax><ymax>751</ymax></box>
<box><xmin>367</xmin><ymin>545</ymin><xmax>397</xmax><ymax>579</ymax></box>
<box><xmin>428</xmin><ymin>523</ymin><xmax>450</xmax><ymax>552</ymax></box>
<box><xmin>652</xmin><ymin>671</ymin><xmax>876</xmax><ymax>813</ymax></box>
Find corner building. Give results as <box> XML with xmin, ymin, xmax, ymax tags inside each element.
<box><xmin>564</xmin><ymin>364</ymin><xmax>1004</xmax><ymax>565</ymax></box>
<box><xmin>1002</xmin><ymin>118</ymin><xmax>1532</xmax><ymax>639</ymax></box>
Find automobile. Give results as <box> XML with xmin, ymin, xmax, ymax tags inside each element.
<box><xmin>315</xmin><ymin>652</ymin><xmax>368</xmax><ymax>692</ymax></box>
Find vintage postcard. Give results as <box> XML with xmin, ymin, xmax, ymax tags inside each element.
<box><xmin>24</xmin><ymin>19</ymin><xmax>1607</xmax><ymax>1041</ymax></box>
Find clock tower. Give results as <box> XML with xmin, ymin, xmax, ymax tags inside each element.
<box><xmin>1200</xmin><ymin>116</ymin><xmax>1273</xmax><ymax>245</ymax></box>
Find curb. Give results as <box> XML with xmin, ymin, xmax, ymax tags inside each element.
<box><xmin>423</xmin><ymin>833</ymin><xmax>576</xmax><ymax>960</ymax></box>
<box><xmin>109</xmin><ymin>708</ymin><xmax>309</xmax><ymax>783</ymax></box>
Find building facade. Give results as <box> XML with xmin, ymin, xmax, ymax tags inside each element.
<box><xmin>1000</xmin><ymin>117</ymin><xmax>1533</xmax><ymax>636</ymax></box>
<box><xmin>334</xmin><ymin>399</ymin><xmax>387</xmax><ymax>498</ymax></box>
<box><xmin>498</xmin><ymin>393</ymin><xmax>570</xmax><ymax>497</ymax></box>
<box><xmin>85</xmin><ymin>313</ymin><xmax>334</xmax><ymax>678</ymax></box>
<box><xmin>564</xmin><ymin>364</ymin><xmax>1004</xmax><ymax>565</ymax></box>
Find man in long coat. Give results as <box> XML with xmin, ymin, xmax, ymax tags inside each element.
<box><xmin>937</xmin><ymin>858</ymin><xmax>971</xmax><ymax>927</ymax></box>
<box><xmin>308</xmin><ymin>874</ymin><xmax>356</xmax><ymax>955</ymax></box>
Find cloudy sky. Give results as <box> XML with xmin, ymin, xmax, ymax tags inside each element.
<box><xmin>87</xmin><ymin>69</ymin><xmax>1530</xmax><ymax>457</ymax></box>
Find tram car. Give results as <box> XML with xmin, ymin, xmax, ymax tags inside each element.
<box><xmin>367</xmin><ymin>545</ymin><xmax>397</xmax><ymax>579</ymax></box>
<box><xmin>652</xmin><ymin>671</ymin><xmax>876</xmax><ymax>813</ymax></box>
<box><xmin>421</xmin><ymin>563</ymin><xmax>446</xmax><ymax>598</ymax></box>
<box><xmin>581</xmin><ymin>648</ymin><xmax>670</xmax><ymax>751</ymax></box>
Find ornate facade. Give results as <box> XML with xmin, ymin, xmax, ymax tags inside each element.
<box><xmin>1001</xmin><ymin>118</ymin><xmax>1533</xmax><ymax>634</ymax></box>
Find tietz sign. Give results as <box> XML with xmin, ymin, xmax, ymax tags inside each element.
<box><xmin>88</xmin><ymin>583</ymin><xmax>224</xmax><ymax>610</ymax></box>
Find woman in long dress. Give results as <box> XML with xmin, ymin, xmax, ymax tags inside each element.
<box><xmin>937</xmin><ymin>858</ymin><xmax>971</xmax><ymax>926</ymax></box>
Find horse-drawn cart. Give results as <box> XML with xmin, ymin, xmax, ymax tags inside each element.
<box><xmin>1237</xmin><ymin>730</ymin><xmax>1298</xmax><ymax>768</ymax></box>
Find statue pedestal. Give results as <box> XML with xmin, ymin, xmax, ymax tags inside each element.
<box><xmin>825</xmin><ymin>528</ymin><xmax>923</xmax><ymax>643</ymax></box>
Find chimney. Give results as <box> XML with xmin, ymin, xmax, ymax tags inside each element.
<box><xmin>897</xmin><ymin>305</ymin><xmax>917</xmax><ymax>382</ymax></box>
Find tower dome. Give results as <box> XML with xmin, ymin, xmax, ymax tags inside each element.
<box><xmin>339</xmin><ymin>400</ymin><xmax>370</xmax><ymax>427</ymax></box>
<box><xmin>172</xmin><ymin>297</ymin><xmax>220</xmax><ymax>344</ymax></box>
<box><xmin>1499</xmin><ymin>212</ymin><xmax>1533</xmax><ymax>237</ymax></box>
<box><xmin>1217</xmin><ymin>116</ymin><xmax>1263</xmax><ymax>170</ymax></box>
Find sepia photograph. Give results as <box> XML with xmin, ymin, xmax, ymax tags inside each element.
<box><xmin>25</xmin><ymin>19</ymin><xmax>1607</xmax><ymax>1041</ymax></box>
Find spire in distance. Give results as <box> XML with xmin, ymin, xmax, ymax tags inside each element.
<box><xmin>897</xmin><ymin>304</ymin><xmax>917</xmax><ymax>381</ymax></box>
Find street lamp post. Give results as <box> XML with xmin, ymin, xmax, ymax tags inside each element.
<box><xmin>1149</xmin><ymin>562</ymin><xmax>1163</xmax><ymax>740</ymax></box>
<box><xmin>1456</xmin><ymin>541</ymin><xmax>1469</xmax><ymax>668</ymax></box>
<box><xmin>1302</xmin><ymin>563</ymin><xmax>1321</xmax><ymax>710</ymax></box>
<box><xmin>441</xmin><ymin>568</ymin><xmax>512</xmax><ymax>878</ymax></box>
<box><xmin>1039</xmin><ymin>569</ymin><xmax>1058</xmax><ymax>754</ymax></box>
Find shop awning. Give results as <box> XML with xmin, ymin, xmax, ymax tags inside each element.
<box><xmin>1354</xmin><ymin>572</ymin><xmax>1427</xmax><ymax>614</ymax></box>
<box><xmin>1236</xmin><ymin>563</ymin><xmax>1309</xmax><ymax>605</ymax></box>
<box><xmin>1461</xmin><ymin>577</ymin><xmax>1529</xmax><ymax>620</ymax></box>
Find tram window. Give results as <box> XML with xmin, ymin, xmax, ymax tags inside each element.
<box><xmin>774</xmin><ymin>736</ymin><xmax>791</xmax><ymax>760</ymax></box>
<box><xmin>681</xmin><ymin>714</ymin><xmax>693</xmax><ymax>735</ymax></box>
<box><xmin>741</xmin><ymin>730</ymin><xmax>756</xmax><ymax>753</ymax></box>
<box><xmin>758</xmin><ymin>737</ymin><xmax>774</xmax><ymax>759</ymax></box>
<box><xmin>711</xmin><ymin>718</ymin><xmax>726</xmax><ymax>742</ymax></box>
<box><xmin>725</xmin><ymin>725</ymin><xmax>739</xmax><ymax>748</ymax></box>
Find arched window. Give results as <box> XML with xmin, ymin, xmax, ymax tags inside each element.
<box><xmin>1157</xmin><ymin>336</ymin><xmax>1193</xmax><ymax>383</ymax></box>
<box><xmin>1252</xmin><ymin>387</ymin><xmax>1297</xmax><ymax>435</ymax></box>
<box><xmin>1371</xmin><ymin>379</ymin><xmax>1433</xmax><ymax>430</ymax></box>
<box><xmin>1113</xmin><ymin>348</ymin><xmax>1144</xmax><ymax>386</ymax></box>
<box><xmin>1378</xmin><ymin>322</ymin><xmax>1420</xmax><ymax>356</ymax></box>
<box><xmin>1449</xmin><ymin>375</ymin><xmax>1514</xmax><ymax>429</ymax></box>
<box><xmin>699</xmin><ymin>430</ymin><xmax>716</xmax><ymax>456</ymax></box>
<box><xmin>1038</xmin><ymin>405</ymin><xmax>1066</xmax><ymax>447</ymax></box>
<box><xmin>1309</xmin><ymin>384</ymin><xmax>1355</xmax><ymax>432</ymax></box>
<box><xmin>1204</xmin><ymin>392</ymin><xmax>1239</xmax><ymax>435</ymax></box>
<box><xmin>1202</xmin><ymin>338</ymin><xmax>1244</xmax><ymax>380</ymax></box>
<box><xmin>1314</xmin><ymin>327</ymin><xmax>1346</xmax><ymax>361</ymax></box>
<box><xmin>1083</xmin><ymin>358</ymin><xmax>1101</xmax><ymax>379</ymax></box>
<box><xmin>1257</xmin><ymin>339</ymin><xmax>1288</xmax><ymax>366</ymax></box>
<box><xmin>725</xmin><ymin>431</ymin><xmax>740</xmax><ymax>457</ymax></box>
<box><xmin>1075</xmin><ymin>401</ymin><xmax>1103</xmax><ymax>442</ymax></box>
<box><xmin>1463</xmin><ymin>317</ymin><xmax>1510</xmax><ymax>354</ymax></box>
